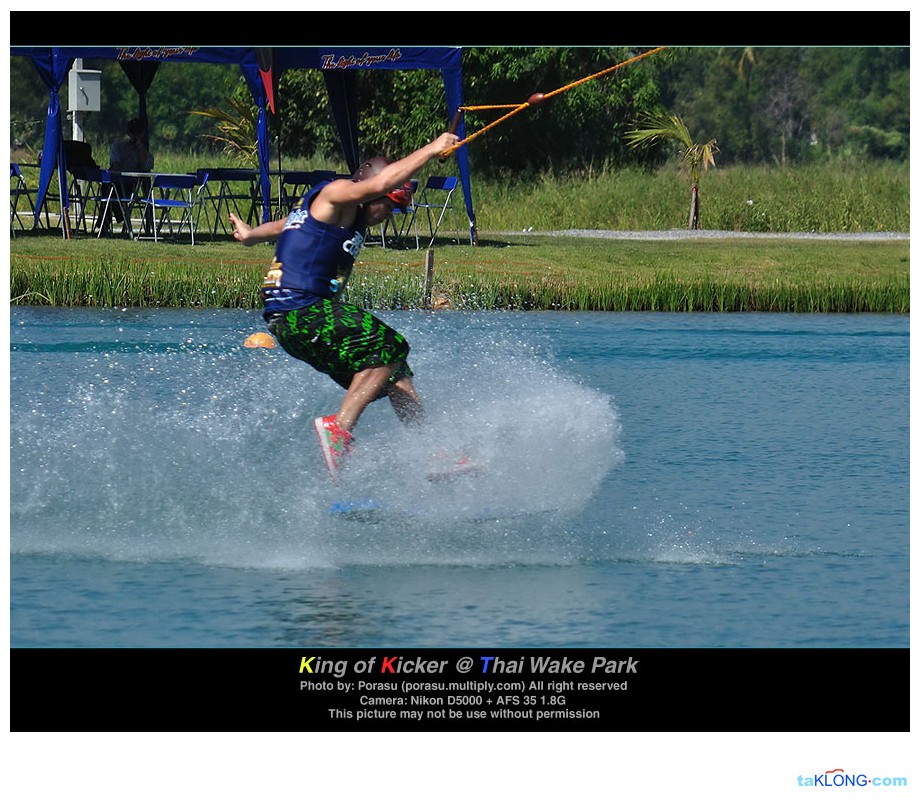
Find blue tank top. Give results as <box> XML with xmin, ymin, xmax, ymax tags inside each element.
<box><xmin>261</xmin><ymin>181</ymin><xmax>367</xmax><ymax>316</ymax></box>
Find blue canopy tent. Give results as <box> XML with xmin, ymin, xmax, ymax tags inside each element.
<box><xmin>11</xmin><ymin>45</ymin><xmax>476</xmax><ymax>243</ymax></box>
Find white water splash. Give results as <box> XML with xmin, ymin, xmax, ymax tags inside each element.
<box><xmin>11</xmin><ymin>312</ymin><xmax>624</xmax><ymax>568</ymax></box>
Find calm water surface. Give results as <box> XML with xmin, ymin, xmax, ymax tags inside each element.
<box><xmin>9</xmin><ymin>307</ymin><xmax>909</xmax><ymax>648</ymax></box>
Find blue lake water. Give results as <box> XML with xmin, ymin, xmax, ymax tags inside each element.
<box><xmin>9</xmin><ymin>307</ymin><xmax>909</xmax><ymax>649</ymax></box>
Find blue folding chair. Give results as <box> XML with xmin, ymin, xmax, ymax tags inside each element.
<box><xmin>67</xmin><ymin>165</ymin><xmax>113</xmax><ymax>236</ymax></box>
<box><xmin>194</xmin><ymin>167</ymin><xmax>254</xmax><ymax>237</ymax></box>
<box><xmin>140</xmin><ymin>173</ymin><xmax>204</xmax><ymax>244</ymax></box>
<box><xmin>408</xmin><ymin>175</ymin><xmax>461</xmax><ymax>248</ymax></box>
<box><xmin>10</xmin><ymin>163</ymin><xmax>38</xmax><ymax>233</ymax></box>
<box><xmin>381</xmin><ymin>178</ymin><xmax>420</xmax><ymax>249</ymax></box>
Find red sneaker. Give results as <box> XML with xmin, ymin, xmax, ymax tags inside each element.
<box><xmin>313</xmin><ymin>415</ymin><xmax>354</xmax><ymax>477</ymax></box>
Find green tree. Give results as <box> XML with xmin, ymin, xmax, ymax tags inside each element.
<box><xmin>800</xmin><ymin>47</ymin><xmax>909</xmax><ymax>159</ymax></box>
<box><xmin>143</xmin><ymin>61</ymin><xmax>242</xmax><ymax>151</ymax></box>
<box><xmin>657</xmin><ymin>47</ymin><xmax>765</xmax><ymax>165</ymax></box>
<box><xmin>625</xmin><ymin>112</ymin><xmax>719</xmax><ymax>229</ymax></box>
<box><xmin>353</xmin><ymin>68</ymin><xmax>454</xmax><ymax>158</ymax></box>
<box><xmin>11</xmin><ymin>46</ymin><xmax>909</xmax><ymax>173</ymax></box>
<box><xmin>750</xmin><ymin>48</ymin><xmax>811</xmax><ymax>165</ymax></box>
<box><xmin>658</xmin><ymin>46</ymin><xmax>908</xmax><ymax>165</ymax></box>
<box><xmin>268</xmin><ymin>68</ymin><xmax>342</xmax><ymax>163</ymax></box>
<box><xmin>252</xmin><ymin>66</ymin><xmax>451</xmax><ymax>167</ymax></box>
<box><xmin>459</xmin><ymin>47</ymin><xmax>669</xmax><ymax>178</ymax></box>
<box><xmin>10</xmin><ymin>54</ymin><xmax>53</xmax><ymax>158</ymax></box>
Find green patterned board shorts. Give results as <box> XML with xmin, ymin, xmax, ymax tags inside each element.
<box><xmin>268</xmin><ymin>299</ymin><xmax>413</xmax><ymax>395</ymax></box>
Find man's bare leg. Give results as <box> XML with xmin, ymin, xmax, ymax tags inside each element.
<box><xmin>334</xmin><ymin>364</ymin><xmax>398</xmax><ymax>433</ymax></box>
<box><xmin>387</xmin><ymin>377</ymin><xmax>424</xmax><ymax>425</ymax></box>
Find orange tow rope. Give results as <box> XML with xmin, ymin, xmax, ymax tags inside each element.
<box><xmin>439</xmin><ymin>47</ymin><xmax>668</xmax><ymax>159</ymax></box>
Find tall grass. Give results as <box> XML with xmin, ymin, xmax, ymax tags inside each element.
<box><xmin>9</xmin><ymin>157</ymin><xmax>909</xmax><ymax>313</ymax></box>
<box><xmin>471</xmin><ymin>159</ymin><xmax>910</xmax><ymax>233</ymax></box>
<box><xmin>10</xmin><ymin>236</ymin><xmax>909</xmax><ymax>313</ymax></box>
<box><xmin>10</xmin><ymin>256</ymin><xmax>265</xmax><ymax>308</ymax></box>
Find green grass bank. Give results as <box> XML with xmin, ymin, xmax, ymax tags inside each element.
<box><xmin>9</xmin><ymin>160</ymin><xmax>909</xmax><ymax>313</ymax></box>
<box><xmin>10</xmin><ymin>232</ymin><xmax>909</xmax><ymax>313</ymax></box>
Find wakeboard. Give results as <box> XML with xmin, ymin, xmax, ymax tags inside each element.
<box><xmin>326</xmin><ymin>499</ymin><xmax>412</xmax><ymax>523</ymax></box>
<box><xmin>325</xmin><ymin>498</ymin><xmax>549</xmax><ymax>523</ymax></box>
<box><xmin>328</xmin><ymin>456</ymin><xmax>489</xmax><ymax>522</ymax></box>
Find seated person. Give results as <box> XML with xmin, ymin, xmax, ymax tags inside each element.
<box><xmin>110</xmin><ymin>117</ymin><xmax>154</xmax><ymax>174</ymax></box>
<box><xmin>105</xmin><ymin>118</ymin><xmax>155</xmax><ymax>233</ymax></box>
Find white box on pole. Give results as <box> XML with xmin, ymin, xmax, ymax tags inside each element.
<box><xmin>68</xmin><ymin>69</ymin><xmax>102</xmax><ymax>112</ymax></box>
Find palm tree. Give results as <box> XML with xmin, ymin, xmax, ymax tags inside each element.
<box><xmin>189</xmin><ymin>98</ymin><xmax>259</xmax><ymax>168</ymax></box>
<box><xmin>626</xmin><ymin>113</ymin><xmax>719</xmax><ymax>230</ymax></box>
<box><xmin>735</xmin><ymin>46</ymin><xmax>758</xmax><ymax>85</ymax></box>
